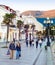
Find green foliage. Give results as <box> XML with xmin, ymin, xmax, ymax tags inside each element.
<box><xmin>31</xmin><ymin>24</ymin><xmax>35</xmax><ymax>30</ymax></box>
<box><xmin>3</xmin><ymin>13</ymin><xmax>16</xmax><ymax>25</ymax></box>
<box><xmin>2</xmin><ymin>13</ymin><xmax>16</xmax><ymax>46</ymax></box>
<box><xmin>17</xmin><ymin>20</ymin><xmax>23</xmax><ymax>28</ymax></box>
<box><xmin>50</xmin><ymin>25</ymin><xmax>55</xmax><ymax>35</ymax></box>
<box><xmin>1</xmin><ymin>46</ymin><xmax>8</xmax><ymax>48</ymax></box>
<box><xmin>31</xmin><ymin>25</ymin><xmax>35</xmax><ymax>28</ymax></box>
<box><xmin>24</xmin><ymin>24</ymin><xmax>29</xmax><ymax>30</ymax></box>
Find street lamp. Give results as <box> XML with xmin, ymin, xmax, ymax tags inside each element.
<box><xmin>44</xmin><ymin>17</ymin><xmax>53</xmax><ymax>46</ymax></box>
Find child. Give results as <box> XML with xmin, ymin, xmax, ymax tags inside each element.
<box><xmin>16</xmin><ymin>42</ymin><xmax>21</xmax><ymax>59</ymax></box>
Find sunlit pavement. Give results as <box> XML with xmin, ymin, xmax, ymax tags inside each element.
<box><xmin>51</xmin><ymin>41</ymin><xmax>55</xmax><ymax>65</ymax></box>
<box><xmin>0</xmin><ymin>39</ymin><xmax>52</xmax><ymax>65</ymax></box>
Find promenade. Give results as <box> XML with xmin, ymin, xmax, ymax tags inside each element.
<box><xmin>0</xmin><ymin>39</ymin><xmax>54</xmax><ymax>65</ymax></box>
<box><xmin>51</xmin><ymin>41</ymin><xmax>55</xmax><ymax>65</ymax></box>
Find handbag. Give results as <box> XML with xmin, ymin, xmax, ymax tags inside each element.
<box><xmin>7</xmin><ymin>49</ymin><xmax>10</xmax><ymax>55</ymax></box>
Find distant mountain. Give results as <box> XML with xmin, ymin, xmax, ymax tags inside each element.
<box><xmin>21</xmin><ymin>10</ymin><xmax>55</xmax><ymax>25</ymax></box>
<box><xmin>21</xmin><ymin>10</ymin><xmax>55</xmax><ymax>18</ymax></box>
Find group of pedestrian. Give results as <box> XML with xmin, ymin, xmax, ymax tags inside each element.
<box><xmin>8</xmin><ymin>41</ymin><xmax>21</xmax><ymax>59</ymax></box>
<box><xmin>26</xmin><ymin>33</ymin><xmax>34</xmax><ymax>47</ymax></box>
<box><xmin>25</xmin><ymin>33</ymin><xmax>43</xmax><ymax>48</ymax></box>
<box><xmin>36</xmin><ymin>37</ymin><xmax>43</xmax><ymax>48</ymax></box>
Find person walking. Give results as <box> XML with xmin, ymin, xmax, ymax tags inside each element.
<box><xmin>38</xmin><ymin>38</ymin><xmax>43</xmax><ymax>48</ymax></box>
<box><xmin>29</xmin><ymin>33</ymin><xmax>32</xmax><ymax>47</ymax></box>
<box><xmin>16</xmin><ymin>42</ymin><xmax>21</xmax><ymax>59</ymax></box>
<box><xmin>36</xmin><ymin>39</ymin><xmax>38</xmax><ymax>48</ymax></box>
<box><xmin>26</xmin><ymin>38</ymin><xmax>28</xmax><ymax>47</ymax></box>
<box><xmin>9</xmin><ymin>41</ymin><xmax>15</xmax><ymax>59</ymax></box>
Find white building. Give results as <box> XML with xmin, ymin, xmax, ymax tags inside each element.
<box><xmin>0</xmin><ymin>5</ymin><xmax>19</xmax><ymax>42</ymax></box>
<box><xmin>21</xmin><ymin>15</ymin><xmax>43</xmax><ymax>39</ymax></box>
<box><xmin>0</xmin><ymin>5</ymin><xmax>43</xmax><ymax>42</ymax></box>
<box><xmin>22</xmin><ymin>15</ymin><xmax>43</xmax><ymax>31</ymax></box>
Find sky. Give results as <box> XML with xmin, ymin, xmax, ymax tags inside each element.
<box><xmin>0</xmin><ymin>0</ymin><xmax>55</xmax><ymax>12</ymax></box>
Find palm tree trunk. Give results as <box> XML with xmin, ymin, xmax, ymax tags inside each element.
<box><xmin>26</xmin><ymin>29</ymin><xmax>28</xmax><ymax>40</ymax></box>
<box><xmin>19</xmin><ymin>29</ymin><xmax>20</xmax><ymax>40</ymax></box>
<box><xmin>32</xmin><ymin>28</ymin><xmax>34</xmax><ymax>39</ymax></box>
<box><xmin>6</xmin><ymin>25</ymin><xmax>9</xmax><ymax>47</ymax></box>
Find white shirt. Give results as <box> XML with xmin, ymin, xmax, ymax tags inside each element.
<box><xmin>38</xmin><ymin>39</ymin><xmax>42</xmax><ymax>44</ymax></box>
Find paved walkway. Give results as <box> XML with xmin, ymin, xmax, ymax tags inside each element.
<box><xmin>35</xmin><ymin>48</ymin><xmax>47</xmax><ymax>65</ymax></box>
<box><xmin>0</xmin><ymin>39</ymin><xmax>53</xmax><ymax>65</ymax></box>
<box><xmin>51</xmin><ymin>41</ymin><xmax>55</xmax><ymax>65</ymax></box>
<box><xmin>0</xmin><ymin>39</ymin><xmax>43</xmax><ymax>65</ymax></box>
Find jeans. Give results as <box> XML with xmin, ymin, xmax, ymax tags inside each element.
<box><xmin>16</xmin><ymin>51</ymin><xmax>21</xmax><ymax>59</ymax></box>
<box><xmin>39</xmin><ymin>43</ymin><xmax>42</xmax><ymax>48</ymax></box>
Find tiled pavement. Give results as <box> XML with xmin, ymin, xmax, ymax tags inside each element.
<box><xmin>0</xmin><ymin>40</ymin><xmax>42</xmax><ymax>65</ymax></box>
<box><xmin>51</xmin><ymin>41</ymin><xmax>55</xmax><ymax>65</ymax></box>
<box><xmin>0</xmin><ymin>39</ymin><xmax>53</xmax><ymax>65</ymax></box>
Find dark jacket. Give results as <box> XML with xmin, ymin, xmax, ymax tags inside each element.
<box><xmin>9</xmin><ymin>43</ymin><xmax>15</xmax><ymax>50</ymax></box>
<box><xmin>16</xmin><ymin>45</ymin><xmax>21</xmax><ymax>51</ymax></box>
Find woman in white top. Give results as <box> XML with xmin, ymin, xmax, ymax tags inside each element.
<box><xmin>38</xmin><ymin>39</ymin><xmax>43</xmax><ymax>48</ymax></box>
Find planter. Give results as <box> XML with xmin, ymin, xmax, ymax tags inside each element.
<box><xmin>45</xmin><ymin>45</ymin><xmax>47</xmax><ymax>50</ymax></box>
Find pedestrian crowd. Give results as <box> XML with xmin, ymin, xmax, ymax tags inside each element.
<box><xmin>7</xmin><ymin>33</ymin><xmax>54</xmax><ymax>60</ymax></box>
<box><xmin>25</xmin><ymin>33</ymin><xmax>43</xmax><ymax>48</ymax></box>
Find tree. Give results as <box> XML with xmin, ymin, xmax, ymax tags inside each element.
<box><xmin>24</xmin><ymin>24</ymin><xmax>29</xmax><ymax>31</ymax></box>
<box><xmin>3</xmin><ymin>13</ymin><xmax>16</xmax><ymax>46</ymax></box>
<box><xmin>31</xmin><ymin>24</ymin><xmax>35</xmax><ymax>30</ymax></box>
<box><xmin>50</xmin><ymin>25</ymin><xmax>55</xmax><ymax>35</ymax></box>
<box><xmin>31</xmin><ymin>24</ymin><xmax>35</xmax><ymax>39</ymax></box>
<box><xmin>17</xmin><ymin>20</ymin><xmax>23</xmax><ymax>40</ymax></box>
<box><xmin>24</xmin><ymin>24</ymin><xmax>29</xmax><ymax>39</ymax></box>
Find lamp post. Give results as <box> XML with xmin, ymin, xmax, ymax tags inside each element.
<box><xmin>44</xmin><ymin>17</ymin><xmax>53</xmax><ymax>46</ymax></box>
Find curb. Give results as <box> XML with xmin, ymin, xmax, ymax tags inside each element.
<box><xmin>32</xmin><ymin>49</ymin><xmax>42</xmax><ymax>65</ymax></box>
<box><xmin>47</xmin><ymin>47</ymin><xmax>53</xmax><ymax>65</ymax></box>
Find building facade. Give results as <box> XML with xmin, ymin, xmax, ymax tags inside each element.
<box><xmin>0</xmin><ymin>5</ymin><xmax>43</xmax><ymax>42</ymax></box>
<box><xmin>0</xmin><ymin>5</ymin><xmax>19</xmax><ymax>42</ymax></box>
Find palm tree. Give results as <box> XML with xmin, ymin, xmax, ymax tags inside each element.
<box><xmin>31</xmin><ymin>24</ymin><xmax>35</xmax><ymax>39</ymax></box>
<box><xmin>24</xmin><ymin>24</ymin><xmax>29</xmax><ymax>39</ymax></box>
<box><xmin>24</xmin><ymin>24</ymin><xmax>29</xmax><ymax>30</ymax></box>
<box><xmin>31</xmin><ymin>24</ymin><xmax>35</xmax><ymax>30</ymax></box>
<box><xmin>17</xmin><ymin>20</ymin><xmax>23</xmax><ymax>40</ymax></box>
<box><xmin>3</xmin><ymin>13</ymin><xmax>16</xmax><ymax>47</ymax></box>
